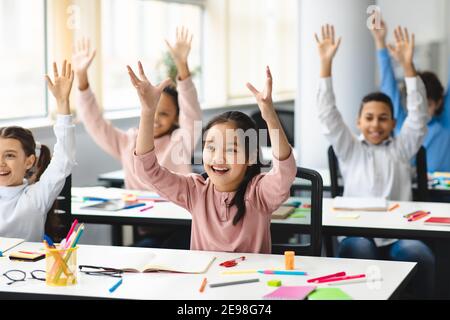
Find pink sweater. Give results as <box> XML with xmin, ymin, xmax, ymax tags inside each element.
<box><xmin>76</xmin><ymin>77</ymin><xmax>202</xmax><ymax>190</ymax></box>
<box><xmin>133</xmin><ymin>149</ymin><xmax>297</xmax><ymax>253</ymax></box>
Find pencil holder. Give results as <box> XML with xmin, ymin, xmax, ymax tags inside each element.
<box><xmin>45</xmin><ymin>246</ymin><xmax>78</xmax><ymax>286</ymax></box>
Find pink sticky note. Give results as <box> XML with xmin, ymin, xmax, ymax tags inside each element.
<box><xmin>263</xmin><ymin>286</ymin><xmax>316</xmax><ymax>300</ymax></box>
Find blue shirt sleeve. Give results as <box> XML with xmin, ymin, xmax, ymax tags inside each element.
<box><xmin>377</xmin><ymin>48</ymin><xmax>406</xmax><ymax>134</ymax></box>
<box><xmin>438</xmin><ymin>56</ymin><xmax>450</xmax><ymax>129</ymax></box>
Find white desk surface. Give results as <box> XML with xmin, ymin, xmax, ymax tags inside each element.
<box><xmin>72</xmin><ymin>188</ymin><xmax>450</xmax><ymax>234</ymax></box>
<box><xmin>71</xmin><ymin>188</ymin><xmax>310</xmax><ymax>225</ymax></box>
<box><xmin>322</xmin><ymin>198</ymin><xmax>450</xmax><ymax>233</ymax></box>
<box><xmin>0</xmin><ymin>242</ymin><xmax>415</xmax><ymax>300</ymax></box>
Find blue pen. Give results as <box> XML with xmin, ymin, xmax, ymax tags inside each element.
<box><xmin>83</xmin><ymin>197</ymin><xmax>109</xmax><ymax>202</ymax></box>
<box><xmin>43</xmin><ymin>234</ymin><xmax>55</xmax><ymax>247</ymax></box>
<box><xmin>109</xmin><ymin>278</ymin><xmax>123</xmax><ymax>293</ymax></box>
<box><xmin>258</xmin><ymin>270</ymin><xmax>307</xmax><ymax>276</ymax></box>
<box><xmin>123</xmin><ymin>203</ymin><xmax>146</xmax><ymax>210</ymax></box>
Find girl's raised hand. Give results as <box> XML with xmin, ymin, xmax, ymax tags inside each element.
<box><xmin>315</xmin><ymin>24</ymin><xmax>341</xmax><ymax>63</ymax></box>
<box><xmin>72</xmin><ymin>38</ymin><xmax>96</xmax><ymax>75</ymax></box>
<box><xmin>127</xmin><ymin>61</ymin><xmax>171</xmax><ymax>113</ymax></box>
<box><xmin>45</xmin><ymin>60</ymin><xmax>74</xmax><ymax>115</ymax></box>
<box><xmin>165</xmin><ymin>26</ymin><xmax>193</xmax><ymax>67</ymax></box>
<box><xmin>247</xmin><ymin>66</ymin><xmax>275</xmax><ymax>121</ymax></box>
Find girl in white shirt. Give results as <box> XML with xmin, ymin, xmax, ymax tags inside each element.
<box><xmin>0</xmin><ymin>61</ymin><xmax>76</xmax><ymax>242</ymax></box>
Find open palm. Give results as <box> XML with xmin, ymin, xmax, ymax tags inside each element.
<box><xmin>388</xmin><ymin>26</ymin><xmax>414</xmax><ymax>66</ymax></box>
<box><xmin>72</xmin><ymin>38</ymin><xmax>96</xmax><ymax>74</ymax></box>
<box><xmin>127</xmin><ymin>61</ymin><xmax>171</xmax><ymax>112</ymax></box>
<box><xmin>165</xmin><ymin>26</ymin><xmax>193</xmax><ymax>65</ymax></box>
<box><xmin>46</xmin><ymin>61</ymin><xmax>74</xmax><ymax>101</ymax></box>
<box><xmin>315</xmin><ymin>24</ymin><xmax>341</xmax><ymax>62</ymax></box>
<box><xmin>247</xmin><ymin>66</ymin><xmax>274</xmax><ymax>121</ymax></box>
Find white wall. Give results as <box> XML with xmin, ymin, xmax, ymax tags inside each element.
<box><xmin>296</xmin><ymin>0</ymin><xmax>376</xmax><ymax>169</ymax></box>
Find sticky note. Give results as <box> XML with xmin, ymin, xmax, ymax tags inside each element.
<box><xmin>267</xmin><ymin>280</ymin><xmax>282</xmax><ymax>287</ymax></box>
<box><xmin>336</xmin><ymin>213</ymin><xmax>360</xmax><ymax>219</ymax></box>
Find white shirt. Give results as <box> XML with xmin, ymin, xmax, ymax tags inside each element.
<box><xmin>317</xmin><ymin>77</ymin><xmax>428</xmax><ymax>246</ymax></box>
<box><xmin>0</xmin><ymin>115</ymin><xmax>76</xmax><ymax>242</ymax></box>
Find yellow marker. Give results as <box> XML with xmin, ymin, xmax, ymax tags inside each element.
<box><xmin>221</xmin><ymin>269</ymin><xmax>257</xmax><ymax>275</ymax></box>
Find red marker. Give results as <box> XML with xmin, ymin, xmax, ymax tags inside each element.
<box><xmin>408</xmin><ymin>212</ymin><xmax>430</xmax><ymax>222</ymax></box>
<box><xmin>307</xmin><ymin>272</ymin><xmax>346</xmax><ymax>283</ymax></box>
<box><xmin>316</xmin><ymin>274</ymin><xmax>366</xmax><ymax>284</ymax></box>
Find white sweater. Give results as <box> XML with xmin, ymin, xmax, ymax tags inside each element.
<box><xmin>0</xmin><ymin>115</ymin><xmax>76</xmax><ymax>241</ymax></box>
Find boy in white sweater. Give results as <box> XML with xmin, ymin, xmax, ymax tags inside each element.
<box><xmin>315</xmin><ymin>24</ymin><xmax>434</xmax><ymax>298</ymax></box>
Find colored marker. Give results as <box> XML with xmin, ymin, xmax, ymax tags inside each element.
<box><xmin>209</xmin><ymin>278</ymin><xmax>259</xmax><ymax>288</ymax></box>
<box><xmin>109</xmin><ymin>278</ymin><xmax>123</xmax><ymax>293</ymax></box>
<box><xmin>388</xmin><ymin>203</ymin><xmax>400</xmax><ymax>212</ymax></box>
<box><xmin>316</xmin><ymin>274</ymin><xmax>366</xmax><ymax>284</ymax></box>
<box><xmin>123</xmin><ymin>203</ymin><xmax>146</xmax><ymax>210</ymax></box>
<box><xmin>257</xmin><ymin>270</ymin><xmax>307</xmax><ymax>276</ymax></box>
<box><xmin>308</xmin><ymin>272</ymin><xmax>346</xmax><ymax>283</ymax></box>
<box><xmin>199</xmin><ymin>277</ymin><xmax>207</xmax><ymax>293</ymax></box>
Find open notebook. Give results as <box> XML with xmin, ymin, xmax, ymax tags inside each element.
<box><xmin>95</xmin><ymin>250</ymin><xmax>216</xmax><ymax>273</ymax></box>
<box><xmin>0</xmin><ymin>237</ymin><xmax>24</xmax><ymax>255</ymax></box>
<box><xmin>332</xmin><ymin>197</ymin><xmax>388</xmax><ymax>211</ymax></box>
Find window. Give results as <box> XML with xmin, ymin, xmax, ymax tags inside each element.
<box><xmin>227</xmin><ymin>0</ymin><xmax>297</xmax><ymax>100</ymax></box>
<box><xmin>101</xmin><ymin>0</ymin><xmax>203</xmax><ymax>111</ymax></box>
<box><xmin>0</xmin><ymin>0</ymin><xmax>47</xmax><ymax>120</ymax></box>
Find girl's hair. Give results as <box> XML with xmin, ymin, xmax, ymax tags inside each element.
<box><xmin>418</xmin><ymin>71</ymin><xmax>445</xmax><ymax>116</ymax></box>
<box><xmin>0</xmin><ymin>126</ymin><xmax>51</xmax><ymax>182</ymax></box>
<box><xmin>203</xmin><ymin>111</ymin><xmax>262</xmax><ymax>225</ymax></box>
<box><xmin>162</xmin><ymin>85</ymin><xmax>180</xmax><ymax>133</ymax></box>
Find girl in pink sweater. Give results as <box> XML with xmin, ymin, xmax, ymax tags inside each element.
<box><xmin>73</xmin><ymin>28</ymin><xmax>202</xmax><ymax>190</ymax></box>
<box><xmin>128</xmin><ymin>64</ymin><xmax>296</xmax><ymax>253</ymax></box>
<box><xmin>73</xmin><ymin>28</ymin><xmax>201</xmax><ymax>248</ymax></box>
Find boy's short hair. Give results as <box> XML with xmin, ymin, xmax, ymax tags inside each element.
<box><xmin>359</xmin><ymin>92</ymin><xmax>394</xmax><ymax>119</ymax></box>
<box><xmin>418</xmin><ymin>71</ymin><xmax>444</xmax><ymax>116</ymax></box>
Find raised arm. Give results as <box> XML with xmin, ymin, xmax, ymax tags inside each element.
<box><xmin>166</xmin><ymin>27</ymin><xmax>202</xmax><ymax>152</ymax></box>
<box><xmin>371</xmin><ymin>19</ymin><xmax>406</xmax><ymax>131</ymax></box>
<box><xmin>390</xmin><ymin>27</ymin><xmax>429</xmax><ymax>159</ymax></box>
<box><xmin>165</xmin><ymin>26</ymin><xmax>193</xmax><ymax>81</ymax></box>
<box><xmin>30</xmin><ymin>61</ymin><xmax>76</xmax><ymax>212</ymax></box>
<box><xmin>315</xmin><ymin>24</ymin><xmax>356</xmax><ymax>161</ymax></box>
<box><xmin>247</xmin><ymin>66</ymin><xmax>291</xmax><ymax>161</ymax></box>
<box><xmin>73</xmin><ymin>38</ymin><xmax>128</xmax><ymax>160</ymax></box>
<box><xmin>128</xmin><ymin>62</ymin><xmax>197</xmax><ymax>210</ymax></box>
<box><xmin>440</xmin><ymin>57</ymin><xmax>450</xmax><ymax>129</ymax></box>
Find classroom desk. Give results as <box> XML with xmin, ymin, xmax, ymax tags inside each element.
<box><xmin>0</xmin><ymin>242</ymin><xmax>416</xmax><ymax>300</ymax></box>
<box><xmin>71</xmin><ymin>188</ymin><xmax>314</xmax><ymax>246</ymax></box>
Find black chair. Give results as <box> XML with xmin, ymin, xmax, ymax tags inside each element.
<box><xmin>45</xmin><ymin>175</ymin><xmax>72</xmax><ymax>242</ymax></box>
<box><xmin>271</xmin><ymin>167</ymin><xmax>323</xmax><ymax>256</ymax></box>
<box><xmin>250</xmin><ymin>109</ymin><xmax>295</xmax><ymax>146</ymax></box>
<box><xmin>327</xmin><ymin>145</ymin><xmax>428</xmax><ymax>201</ymax></box>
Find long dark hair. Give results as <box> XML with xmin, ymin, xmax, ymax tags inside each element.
<box><xmin>0</xmin><ymin>126</ymin><xmax>51</xmax><ymax>181</ymax></box>
<box><xmin>203</xmin><ymin>111</ymin><xmax>263</xmax><ymax>225</ymax></box>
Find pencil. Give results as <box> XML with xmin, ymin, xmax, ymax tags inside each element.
<box><xmin>199</xmin><ymin>277</ymin><xmax>207</xmax><ymax>293</ymax></box>
<box><xmin>209</xmin><ymin>278</ymin><xmax>259</xmax><ymax>288</ymax></box>
<box><xmin>388</xmin><ymin>203</ymin><xmax>400</xmax><ymax>212</ymax></box>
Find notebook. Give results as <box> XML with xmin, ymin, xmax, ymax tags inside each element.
<box><xmin>307</xmin><ymin>288</ymin><xmax>352</xmax><ymax>300</ymax></box>
<box><xmin>271</xmin><ymin>206</ymin><xmax>295</xmax><ymax>219</ymax></box>
<box><xmin>0</xmin><ymin>237</ymin><xmax>25</xmax><ymax>255</ymax></box>
<box><xmin>263</xmin><ymin>286</ymin><xmax>316</xmax><ymax>300</ymax></box>
<box><xmin>94</xmin><ymin>251</ymin><xmax>216</xmax><ymax>273</ymax></box>
<box><xmin>9</xmin><ymin>250</ymin><xmax>45</xmax><ymax>262</ymax></box>
<box><xmin>424</xmin><ymin>217</ymin><xmax>450</xmax><ymax>226</ymax></box>
<box><xmin>81</xmin><ymin>199</ymin><xmax>142</xmax><ymax>211</ymax></box>
<box><xmin>332</xmin><ymin>197</ymin><xmax>388</xmax><ymax>211</ymax></box>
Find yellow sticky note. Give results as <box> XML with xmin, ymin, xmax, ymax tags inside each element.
<box><xmin>336</xmin><ymin>213</ymin><xmax>360</xmax><ymax>219</ymax></box>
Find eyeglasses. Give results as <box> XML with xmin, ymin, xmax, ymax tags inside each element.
<box><xmin>79</xmin><ymin>265</ymin><xmax>123</xmax><ymax>278</ymax></box>
<box><xmin>2</xmin><ymin>269</ymin><xmax>46</xmax><ymax>285</ymax></box>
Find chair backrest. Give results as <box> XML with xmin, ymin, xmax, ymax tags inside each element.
<box><xmin>250</xmin><ymin>109</ymin><xmax>295</xmax><ymax>146</ymax></box>
<box><xmin>45</xmin><ymin>175</ymin><xmax>72</xmax><ymax>242</ymax></box>
<box><xmin>272</xmin><ymin>167</ymin><xmax>323</xmax><ymax>256</ymax></box>
<box><xmin>414</xmin><ymin>146</ymin><xmax>428</xmax><ymax>201</ymax></box>
<box><xmin>327</xmin><ymin>146</ymin><xmax>342</xmax><ymax>198</ymax></box>
<box><xmin>327</xmin><ymin>145</ymin><xmax>429</xmax><ymax>201</ymax></box>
